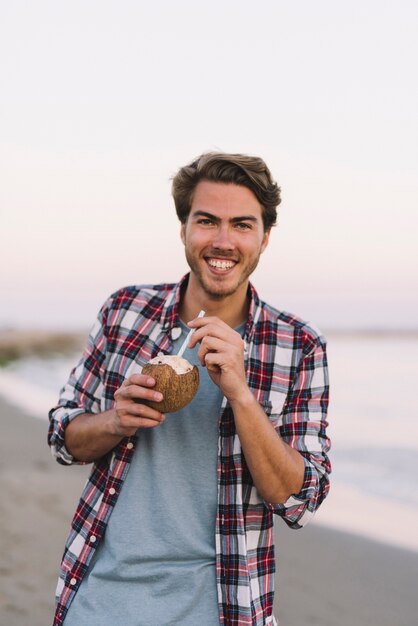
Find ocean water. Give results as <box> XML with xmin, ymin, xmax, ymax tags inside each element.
<box><xmin>314</xmin><ymin>334</ymin><xmax>418</xmax><ymax>550</ymax></box>
<box><xmin>0</xmin><ymin>334</ymin><xmax>417</xmax><ymax>551</ymax></box>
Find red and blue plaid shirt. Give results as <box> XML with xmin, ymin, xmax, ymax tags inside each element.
<box><xmin>48</xmin><ymin>274</ymin><xmax>331</xmax><ymax>626</ymax></box>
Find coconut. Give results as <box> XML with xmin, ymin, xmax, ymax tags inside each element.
<box><xmin>141</xmin><ymin>352</ymin><xmax>199</xmax><ymax>413</ymax></box>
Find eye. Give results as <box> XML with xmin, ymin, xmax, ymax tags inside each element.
<box><xmin>196</xmin><ymin>218</ymin><xmax>214</xmax><ymax>226</ymax></box>
<box><xmin>235</xmin><ymin>222</ymin><xmax>252</xmax><ymax>230</ymax></box>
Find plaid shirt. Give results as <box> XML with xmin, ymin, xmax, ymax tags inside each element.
<box><xmin>48</xmin><ymin>274</ymin><xmax>331</xmax><ymax>626</ymax></box>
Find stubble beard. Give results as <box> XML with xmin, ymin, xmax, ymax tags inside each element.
<box><xmin>185</xmin><ymin>249</ymin><xmax>262</xmax><ymax>300</ymax></box>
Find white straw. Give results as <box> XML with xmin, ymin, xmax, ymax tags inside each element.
<box><xmin>177</xmin><ymin>310</ymin><xmax>205</xmax><ymax>357</ymax></box>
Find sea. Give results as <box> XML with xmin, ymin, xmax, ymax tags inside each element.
<box><xmin>0</xmin><ymin>333</ymin><xmax>417</xmax><ymax>552</ymax></box>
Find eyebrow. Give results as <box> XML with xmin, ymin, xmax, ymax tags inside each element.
<box><xmin>191</xmin><ymin>210</ymin><xmax>259</xmax><ymax>224</ymax></box>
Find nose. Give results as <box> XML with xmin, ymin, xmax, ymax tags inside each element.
<box><xmin>212</xmin><ymin>225</ymin><xmax>235</xmax><ymax>250</ymax></box>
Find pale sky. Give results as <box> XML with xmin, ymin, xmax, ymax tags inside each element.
<box><xmin>1</xmin><ymin>1</ymin><xmax>417</xmax><ymax>330</ymax></box>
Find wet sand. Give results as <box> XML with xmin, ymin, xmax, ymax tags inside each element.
<box><xmin>1</xmin><ymin>396</ymin><xmax>417</xmax><ymax>626</ymax></box>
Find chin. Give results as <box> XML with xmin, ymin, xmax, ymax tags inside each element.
<box><xmin>199</xmin><ymin>275</ymin><xmax>246</xmax><ymax>299</ymax></box>
<box><xmin>186</xmin><ymin>253</ymin><xmax>255</xmax><ymax>299</ymax></box>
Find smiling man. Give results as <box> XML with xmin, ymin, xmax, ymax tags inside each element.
<box><xmin>48</xmin><ymin>152</ymin><xmax>331</xmax><ymax>626</ymax></box>
<box><xmin>181</xmin><ymin>181</ymin><xmax>269</xmax><ymax>303</ymax></box>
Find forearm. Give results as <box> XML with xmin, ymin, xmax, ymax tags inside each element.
<box><xmin>65</xmin><ymin>410</ymin><xmax>125</xmax><ymax>463</ymax></box>
<box><xmin>188</xmin><ymin>316</ymin><xmax>312</xmax><ymax>504</ymax></box>
<box><xmin>63</xmin><ymin>373</ymin><xmax>166</xmax><ymax>462</ymax></box>
<box><xmin>230</xmin><ymin>391</ymin><xmax>305</xmax><ymax>504</ymax></box>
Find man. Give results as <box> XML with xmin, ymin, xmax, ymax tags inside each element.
<box><xmin>48</xmin><ymin>152</ymin><xmax>331</xmax><ymax>626</ymax></box>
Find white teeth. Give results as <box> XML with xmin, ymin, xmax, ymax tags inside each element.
<box><xmin>208</xmin><ymin>259</ymin><xmax>235</xmax><ymax>270</ymax></box>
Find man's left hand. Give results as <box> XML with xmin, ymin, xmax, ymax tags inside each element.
<box><xmin>187</xmin><ymin>316</ymin><xmax>250</xmax><ymax>403</ymax></box>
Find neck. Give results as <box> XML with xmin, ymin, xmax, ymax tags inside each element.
<box><xmin>179</xmin><ymin>275</ymin><xmax>250</xmax><ymax>328</ymax></box>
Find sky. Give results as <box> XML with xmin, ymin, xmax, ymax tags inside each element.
<box><xmin>1</xmin><ymin>0</ymin><xmax>417</xmax><ymax>330</ymax></box>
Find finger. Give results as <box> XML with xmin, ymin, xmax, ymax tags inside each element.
<box><xmin>187</xmin><ymin>315</ymin><xmax>223</xmax><ymax>327</ymax></box>
<box><xmin>115</xmin><ymin>383</ymin><xmax>163</xmax><ymax>404</ymax></box>
<box><xmin>120</xmin><ymin>415</ymin><xmax>165</xmax><ymax>431</ymax></box>
<box><xmin>188</xmin><ymin>322</ymin><xmax>241</xmax><ymax>350</ymax></box>
<box><xmin>128</xmin><ymin>373</ymin><xmax>157</xmax><ymax>387</ymax></box>
<box><xmin>116</xmin><ymin>400</ymin><xmax>165</xmax><ymax>424</ymax></box>
<box><xmin>203</xmin><ymin>351</ymin><xmax>224</xmax><ymax>372</ymax></box>
<box><xmin>119</xmin><ymin>374</ymin><xmax>156</xmax><ymax>392</ymax></box>
<box><xmin>134</xmin><ymin>417</ymin><xmax>166</xmax><ymax>429</ymax></box>
<box><xmin>203</xmin><ymin>349</ymin><xmax>246</xmax><ymax>373</ymax></box>
<box><xmin>196</xmin><ymin>336</ymin><xmax>228</xmax><ymax>366</ymax></box>
<box><xmin>199</xmin><ymin>334</ymin><xmax>244</xmax><ymax>360</ymax></box>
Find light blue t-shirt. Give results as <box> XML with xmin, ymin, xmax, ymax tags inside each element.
<box><xmin>64</xmin><ymin>320</ymin><xmax>237</xmax><ymax>626</ymax></box>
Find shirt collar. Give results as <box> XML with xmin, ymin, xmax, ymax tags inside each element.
<box><xmin>160</xmin><ymin>274</ymin><xmax>189</xmax><ymax>333</ymax></box>
<box><xmin>160</xmin><ymin>273</ymin><xmax>262</xmax><ymax>339</ymax></box>
<box><xmin>246</xmin><ymin>281</ymin><xmax>262</xmax><ymax>339</ymax></box>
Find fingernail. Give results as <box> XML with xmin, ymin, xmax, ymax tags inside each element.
<box><xmin>154</xmin><ymin>392</ymin><xmax>163</xmax><ymax>401</ymax></box>
<box><xmin>147</xmin><ymin>377</ymin><xmax>155</xmax><ymax>385</ymax></box>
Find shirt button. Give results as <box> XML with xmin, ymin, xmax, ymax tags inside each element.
<box><xmin>171</xmin><ymin>327</ymin><xmax>182</xmax><ymax>340</ymax></box>
<box><xmin>70</xmin><ymin>578</ymin><xmax>77</xmax><ymax>586</ymax></box>
<box><xmin>89</xmin><ymin>535</ymin><xmax>96</xmax><ymax>543</ymax></box>
<box><xmin>109</xmin><ymin>487</ymin><xmax>116</xmax><ymax>495</ymax></box>
<box><xmin>126</xmin><ymin>442</ymin><xmax>134</xmax><ymax>450</ymax></box>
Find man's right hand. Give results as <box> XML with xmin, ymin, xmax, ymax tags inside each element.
<box><xmin>64</xmin><ymin>374</ymin><xmax>165</xmax><ymax>462</ymax></box>
<box><xmin>112</xmin><ymin>374</ymin><xmax>166</xmax><ymax>435</ymax></box>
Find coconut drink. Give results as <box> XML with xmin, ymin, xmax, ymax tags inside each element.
<box><xmin>142</xmin><ymin>353</ymin><xmax>199</xmax><ymax>413</ymax></box>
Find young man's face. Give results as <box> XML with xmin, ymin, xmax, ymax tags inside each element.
<box><xmin>180</xmin><ymin>180</ymin><xmax>270</xmax><ymax>300</ymax></box>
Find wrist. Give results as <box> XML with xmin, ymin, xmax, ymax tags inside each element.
<box><xmin>228</xmin><ymin>388</ymin><xmax>257</xmax><ymax>411</ymax></box>
<box><xmin>104</xmin><ymin>408</ymin><xmax>123</xmax><ymax>437</ymax></box>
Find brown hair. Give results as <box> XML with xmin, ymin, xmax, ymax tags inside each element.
<box><xmin>171</xmin><ymin>152</ymin><xmax>281</xmax><ymax>231</ymax></box>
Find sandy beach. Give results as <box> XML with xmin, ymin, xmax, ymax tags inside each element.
<box><xmin>1</xmin><ymin>397</ymin><xmax>417</xmax><ymax>626</ymax></box>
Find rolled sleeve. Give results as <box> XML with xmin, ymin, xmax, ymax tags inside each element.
<box><xmin>269</xmin><ymin>336</ymin><xmax>331</xmax><ymax>528</ymax></box>
<box><xmin>48</xmin><ymin>406</ymin><xmax>89</xmax><ymax>465</ymax></box>
<box><xmin>47</xmin><ymin>305</ymin><xmax>109</xmax><ymax>465</ymax></box>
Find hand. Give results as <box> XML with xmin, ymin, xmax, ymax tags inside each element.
<box><xmin>112</xmin><ymin>374</ymin><xmax>166</xmax><ymax>435</ymax></box>
<box><xmin>187</xmin><ymin>316</ymin><xmax>251</xmax><ymax>403</ymax></box>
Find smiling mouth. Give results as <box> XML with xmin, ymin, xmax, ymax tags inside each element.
<box><xmin>206</xmin><ymin>257</ymin><xmax>237</xmax><ymax>272</ymax></box>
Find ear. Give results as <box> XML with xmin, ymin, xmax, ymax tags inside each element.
<box><xmin>180</xmin><ymin>223</ymin><xmax>186</xmax><ymax>245</ymax></box>
<box><xmin>260</xmin><ymin>228</ymin><xmax>271</xmax><ymax>253</ymax></box>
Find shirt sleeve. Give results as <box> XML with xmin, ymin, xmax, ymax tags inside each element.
<box><xmin>267</xmin><ymin>336</ymin><xmax>331</xmax><ymax>528</ymax></box>
<box><xmin>47</xmin><ymin>302</ymin><xmax>109</xmax><ymax>465</ymax></box>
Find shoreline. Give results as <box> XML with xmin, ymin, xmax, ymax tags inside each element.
<box><xmin>1</xmin><ymin>367</ymin><xmax>418</xmax><ymax>555</ymax></box>
<box><xmin>0</xmin><ymin>327</ymin><xmax>417</xmax><ymax>375</ymax></box>
<box><xmin>1</xmin><ymin>396</ymin><xmax>418</xmax><ymax>625</ymax></box>
<box><xmin>0</xmin><ymin>329</ymin><xmax>86</xmax><ymax>365</ymax></box>
<box><xmin>1</xmin><ymin>364</ymin><xmax>418</xmax><ymax>555</ymax></box>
